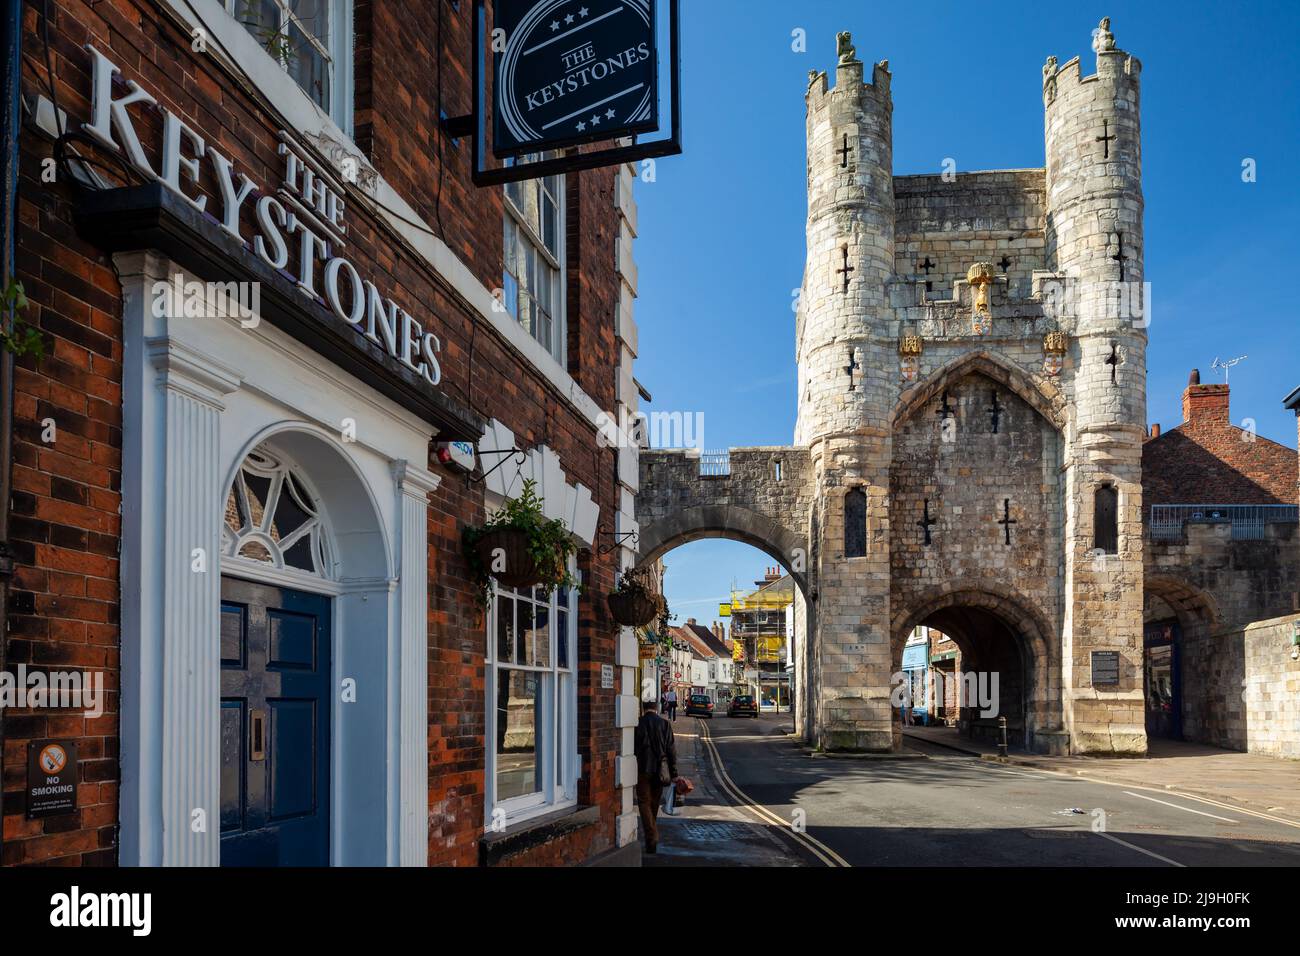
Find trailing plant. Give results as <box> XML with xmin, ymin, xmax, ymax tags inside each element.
<box><xmin>1</xmin><ymin>280</ymin><xmax>46</xmax><ymax>361</ymax></box>
<box><xmin>462</xmin><ymin>478</ymin><xmax>579</xmax><ymax>606</ymax></box>
<box><xmin>607</xmin><ymin>566</ymin><xmax>666</xmax><ymax>627</ymax></box>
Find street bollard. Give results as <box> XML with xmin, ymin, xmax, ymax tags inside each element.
<box><xmin>997</xmin><ymin>716</ymin><xmax>1008</xmax><ymax>758</ymax></box>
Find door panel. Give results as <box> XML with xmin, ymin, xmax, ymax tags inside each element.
<box><xmin>220</xmin><ymin>577</ymin><xmax>331</xmax><ymax>867</ymax></box>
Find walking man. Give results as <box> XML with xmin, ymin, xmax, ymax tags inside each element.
<box><xmin>634</xmin><ymin>700</ymin><xmax>678</xmax><ymax>854</ymax></box>
<box><xmin>664</xmin><ymin>687</ymin><xmax>678</xmax><ymax>722</ymax></box>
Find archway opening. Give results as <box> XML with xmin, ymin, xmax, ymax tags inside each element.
<box><xmin>638</xmin><ymin>535</ymin><xmax>810</xmax><ymax>729</ymax></box>
<box><xmin>897</xmin><ymin>606</ymin><xmax>1029</xmax><ymax>749</ymax></box>
<box><xmin>218</xmin><ymin>429</ymin><xmax>392</xmax><ymax>866</ymax></box>
<box><xmin>1143</xmin><ymin>577</ymin><xmax>1219</xmax><ymax>747</ymax></box>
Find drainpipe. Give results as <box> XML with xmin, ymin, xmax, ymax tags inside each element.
<box><xmin>0</xmin><ymin>0</ymin><xmax>25</xmax><ymax>864</ymax></box>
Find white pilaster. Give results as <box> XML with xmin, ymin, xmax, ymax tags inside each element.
<box><xmin>149</xmin><ymin>338</ymin><xmax>242</xmax><ymax>866</ymax></box>
<box><xmin>392</xmin><ymin>461</ymin><xmax>440</xmax><ymax>865</ymax></box>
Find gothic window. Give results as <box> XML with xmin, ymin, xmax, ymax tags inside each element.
<box><xmin>223</xmin><ymin>447</ymin><xmax>334</xmax><ymax>577</ymax></box>
<box><xmin>1094</xmin><ymin>484</ymin><xmax>1119</xmax><ymax>555</ymax></box>
<box><xmin>844</xmin><ymin>488</ymin><xmax>867</xmax><ymax>558</ymax></box>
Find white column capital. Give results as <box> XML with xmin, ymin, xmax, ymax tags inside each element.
<box><xmin>146</xmin><ymin>336</ymin><xmax>243</xmax><ymax>408</ymax></box>
<box><xmin>391</xmin><ymin>459</ymin><xmax>442</xmax><ymax>498</ymax></box>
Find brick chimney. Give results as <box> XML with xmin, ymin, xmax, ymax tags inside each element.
<box><xmin>686</xmin><ymin>617</ymin><xmax>696</xmax><ymax>627</ymax></box>
<box><xmin>1149</xmin><ymin>423</ymin><xmax>1161</xmax><ymax>438</ymax></box>
<box><xmin>1182</xmin><ymin>368</ymin><xmax>1230</xmax><ymax>426</ymax></box>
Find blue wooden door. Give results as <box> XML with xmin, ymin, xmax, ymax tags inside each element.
<box><xmin>220</xmin><ymin>577</ymin><xmax>331</xmax><ymax>866</ymax></box>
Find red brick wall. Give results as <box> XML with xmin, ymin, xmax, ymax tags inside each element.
<box><xmin>1143</xmin><ymin>384</ymin><xmax>1298</xmax><ymax>513</ymax></box>
<box><xmin>6</xmin><ymin>0</ymin><xmax>626</xmax><ymax>866</ymax></box>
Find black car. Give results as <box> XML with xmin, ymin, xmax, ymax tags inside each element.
<box><xmin>685</xmin><ymin>694</ymin><xmax>714</xmax><ymax>718</ymax></box>
<box><xmin>728</xmin><ymin>694</ymin><xmax>758</xmax><ymax>717</ymax></box>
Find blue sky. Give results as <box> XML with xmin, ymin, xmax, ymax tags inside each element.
<box><xmin>632</xmin><ymin>1</ymin><xmax>1300</xmax><ymax>627</ymax></box>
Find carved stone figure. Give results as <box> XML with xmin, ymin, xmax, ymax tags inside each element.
<box><xmin>1042</xmin><ymin>55</ymin><xmax>1058</xmax><ymax>104</ymax></box>
<box><xmin>836</xmin><ymin>31</ymin><xmax>856</xmax><ymax>65</ymax></box>
<box><xmin>1092</xmin><ymin>17</ymin><xmax>1116</xmax><ymax>54</ymax></box>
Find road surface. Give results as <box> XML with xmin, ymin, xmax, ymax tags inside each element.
<box><xmin>692</xmin><ymin>714</ymin><xmax>1300</xmax><ymax>867</ymax></box>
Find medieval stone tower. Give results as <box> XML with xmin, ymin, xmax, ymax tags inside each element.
<box><xmin>638</xmin><ymin>18</ymin><xmax>1150</xmax><ymax>755</ymax></box>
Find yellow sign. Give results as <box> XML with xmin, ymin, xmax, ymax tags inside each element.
<box><xmin>719</xmin><ymin>603</ymin><xmax>732</xmax><ymax>617</ymax></box>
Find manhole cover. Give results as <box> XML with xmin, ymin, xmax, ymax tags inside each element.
<box><xmin>681</xmin><ymin>822</ymin><xmax>751</xmax><ymax>842</ymax></box>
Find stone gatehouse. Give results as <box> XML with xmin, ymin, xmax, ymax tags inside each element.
<box><xmin>638</xmin><ymin>21</ymin><xmax>1296</xmax><ymax>757</ymax></box>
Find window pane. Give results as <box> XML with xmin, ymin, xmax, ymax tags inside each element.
<box><xmin>531</xmin><ymin>601</ymin><xmax>550</xmax><ymax>668</ymax></box>
<box><xmin>291</xmin><ymin>0</ymin><xmax>330</xmax><ymax>46</ymax></box>
<box><xmin>515</xmin><ymin>599</ymin><xmax>531</xmax><ymax>664</ymax></box>
<box><xmin>556</xmin><ymin>673</ymin><xmax>570</xmax><ymax>792</ymax></box>
<box><xmin>496</xmin><ymin>593</ymin><xmax>515</xmax><ymax>662</ymax></box>
<box><xmin>542</xmin><ymin>193</ymin><xmax>557</xmax><ymax>255</ymax></box>
<box><xmin>556</xmin><ymin>609</ymin><xmax>569</xmax><ymax>670</ymax></box>
<box><xmin>288</xmin><ymin>27</ymin><xmax>329</xmax><ymax>109</ymax></box>
<box><xmin>495</xmin><ymin>669</ymin><xmax>540</xmax><ymax>801</ymax></box>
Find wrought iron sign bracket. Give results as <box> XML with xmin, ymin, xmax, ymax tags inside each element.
<box><xmin>596</xmin><ymin>528</ymin><xmax>639</xmax><ymax>555</ymax></box>
<box><xmin>470</xmin><ymin>447</ymin><xmax>526</xmax><ymax>486</ymax></box>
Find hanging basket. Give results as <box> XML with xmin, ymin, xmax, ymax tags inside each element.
<box><xmin>608</xmin><ymin>589</ymin><xmax>661</xmax><ymax>627</ymax></box>
<box><xmin>474</xmin><ymin>528</ymin><xmax>543</xmax><ymax>589</ymax></box>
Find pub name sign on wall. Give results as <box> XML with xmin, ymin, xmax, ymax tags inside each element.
<box><xmin>447</xmin><ymin>0</ymin><xmax>682</xmax><ymax>186</ymax></box>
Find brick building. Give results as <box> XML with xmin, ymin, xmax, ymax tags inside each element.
<box><xmin>1</xmin><ymin>0</ymin><xmax>647</xmax><ymax>866</ymax></box>
<box><xmin>1143</xmin><ymin>369</ymin><xmax>1297</xmax><ymax>513</ymax></box>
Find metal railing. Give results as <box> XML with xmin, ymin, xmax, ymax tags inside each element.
<box><xmin>699</xmin><ymin>449</ymin><xmax>731</xmax><ymax>477</ymax></box>
<box><xmin>1147</xmin><ymin>504</ymin><xmax>1298</xmax><ymax>542</ymax></box>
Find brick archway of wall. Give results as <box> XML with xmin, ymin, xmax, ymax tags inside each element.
<box><xmin>891</xmin><ymin>349</ymin><xmax>1067</xmax><ymax>432</ymax></box>
<box><xmin>891</xmin><ymin>581</ymin><xmax>1060</xmax><ymax>747</ymax></box>
<box><xmin>636</xmin><ymin>505</ymin><xmax>810</xmax><ymax>598</ymax></box>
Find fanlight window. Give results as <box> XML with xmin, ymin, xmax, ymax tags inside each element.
<box><xmin>223</xmin><ymin>448</ymin><xmax>334</xmax><ymax>577</ymax></box>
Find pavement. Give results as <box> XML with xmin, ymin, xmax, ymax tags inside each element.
<box><xmin>902</xmin><ymin>724</ymin><xmax>1300</xmax><ymax>824</ymax></box>
<box><xmin>644</xmin><ymin>714</ymin><xmax>1300</xmax><ymax>867</ymax></box>
<box><xmin>640</xmin><ymin>712</ymin><xmax>809</xmax><ymax>867</ymax></box>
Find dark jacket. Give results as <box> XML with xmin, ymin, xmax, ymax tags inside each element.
<box><xmin>634</xmin><ymin>711</ymin><xmax>678</xmax><ymax>780</ymax></box>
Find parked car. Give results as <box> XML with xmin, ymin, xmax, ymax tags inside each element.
<box><xmin>685</xmin><ymin>694</ymin><xmax>714</xmax><ymax>718</ymax></box>
<box><xmin>728</xmin><ymin>694</ymin><xmax>758</xmax><ymax>718</ymax></box>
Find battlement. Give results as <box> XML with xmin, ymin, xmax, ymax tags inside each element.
<box><xmin>1042</xmin><ymin>17</ymin><xmax>1142</xmax><ymax>111</ymax></box>
<box><xmin>805</xmin><ymin>34</ymin><xmax>892</xmax><ymax>109</ymax></box>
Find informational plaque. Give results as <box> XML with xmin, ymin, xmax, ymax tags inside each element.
<box><xmin>601</xmin><ymin>663</ymin><xmax>615</xmax><ymax>689</ymax></box>
<box><xmin>493</xmin><ymin>0</ymin><xmax>659</xmax><ymax>157</ymax></box>
<box><xmin>1090</xmin><ymin>651</ymin><xmax>1121</xmax><ymax>687</ymax></box>
<box><xmin>27</xmin><ymin>739</ymin><xmax>77</xmax><ymax>818</ymax></box>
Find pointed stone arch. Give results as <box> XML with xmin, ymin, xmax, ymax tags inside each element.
<box><xmin>891</xmin><ymin>349</ymin><xmax>1067</xmax><ymax>431</ymax></box>
<box><xmin>891</xmin><ymin>580</ymin><xmax>1062</xmax><ymax>751</ymax></box>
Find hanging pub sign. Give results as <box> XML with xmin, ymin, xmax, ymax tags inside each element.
<box><xmin>446</xmin><ymin>0</ymin><xmax>682</xmax><ymax>186</ymax></box>
<box><xmin>493</xmin><ymin>0</ymin><xmax>658</xmax><ymax>158</ymax></box>
<box><xmin>27</xmin><ymin>740</ymin><xmax>78</xmax><ymax>818</ymax></box>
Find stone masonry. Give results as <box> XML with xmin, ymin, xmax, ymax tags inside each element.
<box><xmin>639</xmin><ymin>21</ymin><xmax>1155</xmax><ymax>755</ymax></box>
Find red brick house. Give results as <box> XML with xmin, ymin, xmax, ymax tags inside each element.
<box><xmin>1143</xmin><ymin>370</ymin><xmax>1297</xmax><ymax>513</ymax></box>
<box><xmin>1</xmin><ymin>0</ymin><xmax>646</xmax><ymax>866</ymax></box>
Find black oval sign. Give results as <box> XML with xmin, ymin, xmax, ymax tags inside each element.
<box><xmin>494</xmin><ymin>0</ymin><xmax>659</xmax><ymax>158</ymax></box>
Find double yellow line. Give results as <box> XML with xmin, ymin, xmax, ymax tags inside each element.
<box><xmin>696</xmin><ymin>719</ymin><xmax>851</xmax><ymax>867</ymax></box>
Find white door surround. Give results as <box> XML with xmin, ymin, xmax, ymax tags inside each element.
<box><xmin>116</xmin><ymin>250</ymin><xmax>438</xmax><ymax>866</ymax></box>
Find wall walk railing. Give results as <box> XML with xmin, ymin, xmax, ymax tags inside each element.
<box><xmin>1147</xmin><ymin>503</ymin><xmax>1298</xmax><ymax>542</ymax></box>
<box><xmin>699</xmin><ymin>449</ymin><xmax>731</xmax><ymax>477</ymax></box>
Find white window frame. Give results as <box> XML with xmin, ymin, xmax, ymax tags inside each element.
<box><xmin>485</xmin><ymin>568</ymin><xmax>580</xmax><ymax>828</ymax></box>
<box><xmin>503</xmin><ymin>160</ymin><xmax>568</xmax><ymax>365</ymax></box>
<box><xmin>222</xmin><ymin>0</ymin><xmax>354</xmax><ymax>135</ymax></box>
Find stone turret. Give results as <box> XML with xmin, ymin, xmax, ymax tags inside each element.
<box><xmin>796</xmin><ymin>36</ymin><xmax>895</xmax><ymax>449</ymax></box>
<box><xmin>1044</xmin><ymin>17</ymin><xmax>1148</xmax><ymax>753</ymax></box>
